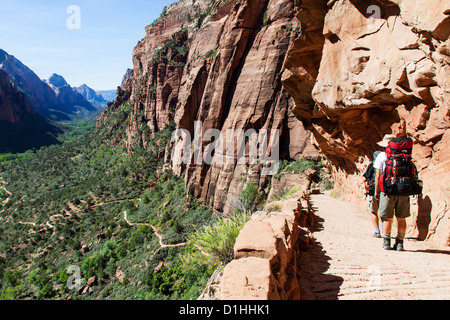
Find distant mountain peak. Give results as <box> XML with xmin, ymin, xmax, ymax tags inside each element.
<box><xmin>46</xmin><ymin>73</ymin><xmax>68</xmax><ymax>87</ymax></box>
<box><xmin>75</xmin><ymin>83</ymin><xmax>109</xmax><ymax>109</ymax></box>
<box><xmin>0</xmin><ymin>49</ymin><xmax>8</xmax><ymax>64</ymax></box>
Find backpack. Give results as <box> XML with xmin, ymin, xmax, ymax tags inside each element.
<box><xmin>363</xmin><ymin>163</ymin><xmax>376</xmax><ymax>196</ymax></box>
<box><xmin>381</xmin><ymin>137</ymin><xmax>422</xmax><ymax>196</ymax></box>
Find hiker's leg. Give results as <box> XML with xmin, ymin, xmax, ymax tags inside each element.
<box><xmin>381</xmin><ymin>218</ymin><xmax>393</xmax><ymax>249</ymax></box>
<box><xmin>379</xmin><ymin>193</ymin><xmax>394</xmax><ymax>249</ymax></box>
<box><xmin>368</xmin><ymin>196</ymin><xmax>380</xmax><ymax>237</ymax></box>
<box><xmin>371</xmin><ymin>212</ymin><xmax>379</xmax><ymax>227</ymax></box>
<box><xmin>393</xmin><ymin>196</ymin><xmax>410</xmax><ymax>251</ymax></box>
<box><xmin>394</xmin><ymin>218</ymin><xmax>407</xmax><ymax>251</ymax></box>
<box><xmin>397</xmin><ymin>218</ymin><xmax>407</xmax><ymax>235</ymax></box>
<box><xmin>382</xmin><ymin>218</ymin><xmax>393</xmax><ymax>237</ymax></box>
<box><xmin>371</xmin><ymin>212</ymin><xmax>381</xmax><ymax>237</ymax></box>
<box><xmin>378</xmin><ymin>193</ymin><xmax>393</xmax><ymax>237</ymax></box>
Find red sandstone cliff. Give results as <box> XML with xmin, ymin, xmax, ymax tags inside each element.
<box><xmin>101</xmin><ymin>0</ymin><xmax>318</xmax><ymax>214</ymax></box>
<box><xmin>283</xmin><ymin>0</ymin><xmax>450</xmax><ymax>245</ymax></box>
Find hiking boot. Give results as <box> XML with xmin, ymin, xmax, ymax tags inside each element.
<box><xmin>393</xmin><ymin>239</ymin><xmax>404</xmax><ymax>251</ymax></box>
<box><xmin>383</xmin><ymin>238</ymin><xmax>392</xmax><ymax>250</ymax></box>
<box><xmin>373</xmin><ymin>232</ymin><xmax>382</xmax><ymax>238</ymax></box>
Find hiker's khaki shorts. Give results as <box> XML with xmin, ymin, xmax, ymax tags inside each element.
<box><xmin>367</xmin><ymin>195</ymin><xmax>379</xmax><ymax>214</ymax></box>
<box><xmin>378</xmin><ymin>192</ymin><xmax>411</xmax><ymax>219</ymax></box>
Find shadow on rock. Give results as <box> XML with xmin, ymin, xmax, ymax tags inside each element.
<box><xmin>298</xmin><ymin>212</ymin><xmax>344</xmax><ymax>300</ymax></box>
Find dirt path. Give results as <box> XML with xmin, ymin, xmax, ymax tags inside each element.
<box><xmin>299</xmin><ymin>192</ymin><xmax>450</xmax><ymax>300</ymax></box>
<box><xmin>123</xmin><ymin>211</ymin><xmax>187</xmax><ymax>250</ymax></box>
<box><xmin>0</xmin><ymin>177</ymin><xmax>11</xmax><ymax>206</ymax></box>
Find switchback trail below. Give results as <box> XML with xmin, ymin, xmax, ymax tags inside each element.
<box><xmin>299</xmin><ymin>192</ymin><xmax>450</xmax><ymax>300</ymax></box>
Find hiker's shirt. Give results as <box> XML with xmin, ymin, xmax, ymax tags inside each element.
<box><xmin>374</xmin><ymin>152</ymin><xmax>387</xmax><ymax>194</ymax></box>
<box><xmin>373</xmin><ymin>151</ymin><xmax>387</xmax><ymax>173</ymax></box>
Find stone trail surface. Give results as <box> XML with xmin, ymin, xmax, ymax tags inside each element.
<box><xmin>299</xmin><ymin>192</ymin><xmax>450</xmax><ymax>300</ymax></box>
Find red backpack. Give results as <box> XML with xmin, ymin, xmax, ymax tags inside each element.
<box><xmin>381</xmin><ymin>137</ymin><xmax>422</xmax><ymax>196</ymax></box>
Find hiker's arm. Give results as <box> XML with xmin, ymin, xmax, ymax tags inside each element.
<box><xmin>374</xmin><ymin>169</ymin><xmax>381</xmax><ymax>200</ymax></box>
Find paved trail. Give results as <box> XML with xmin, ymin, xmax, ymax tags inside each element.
<box><xmin>299</xmin><ymin>192</ymin><xmax>450</xmax><ymax>300</ymax></box>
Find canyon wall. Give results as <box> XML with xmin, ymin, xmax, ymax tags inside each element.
<box><xmin>0</xmin><ymin>69</ymin><xmax>61</xmax><ymax>153</ymax></box>
<box><xmin>111</xmin><ymin>0</ymin><xmax>319</xmax><ymax>215</ymax></box>
<box><xmin>282</xmin><ymin>0</ymin><xmax>450</xmax><ymax>245</ymax></box>
<box><xmin>0</xmin><ymin>69</ymin><xmax>36</xmax><ymax>124</ymax></box>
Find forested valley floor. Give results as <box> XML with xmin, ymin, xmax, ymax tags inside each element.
<box><xmin>0</xmin><ymin>105</ymin><xmax>221</xmax><ymax>300</ymax></box>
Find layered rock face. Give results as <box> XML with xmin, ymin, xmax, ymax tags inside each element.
<box><xmin>113</xmin><ymin>0</ymin><xmax>319</xmax><ymax>215</ymax></box>
<box><xmin>283</xmin><ymin>0</ymin><xmax>450</xmax><ymax>245</ymax></box>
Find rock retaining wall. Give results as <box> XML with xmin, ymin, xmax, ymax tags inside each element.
<box><xmin>218</xmin><ymin>191</ymin><xmax>316</xmax><ymax>300</ymax></box>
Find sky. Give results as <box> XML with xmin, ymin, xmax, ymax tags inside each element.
<box><xmin>0</xmin><ymin>0</ymin><xmax>175</xmax><ymax>90</ymax></box>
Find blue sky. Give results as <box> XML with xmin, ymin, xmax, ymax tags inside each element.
<box><xmin>0</xmin><ymin>0</ymin><xmax>175</xmax><ymax>90</ymax></box>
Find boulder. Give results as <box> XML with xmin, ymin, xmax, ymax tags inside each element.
<box><xmin>87</xmin><ymin>276</ymin><xmax>96</xmax><ymax>287</ymax></box>
<box><xmin>220</xmin><ymin>257</ymin><xmax>281</xmax><ymax>300</ymax></box>
<box><xmin>115</xmin><ymin>267</ymin><xmax>125</xmax><ymax>284</ymax></box>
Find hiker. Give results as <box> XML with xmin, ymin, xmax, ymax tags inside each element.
<box><xmin>363</xmin><ymin>151</ymin><xmax>382</xmax><ymax>238</ymax></box>
<box><xmin>374</xmin><ymin>134</ymin><xmax>422</xmax><ymax>251</ymax></box>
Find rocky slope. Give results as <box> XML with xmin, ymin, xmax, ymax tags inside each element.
<box><xmin>0</xmin><ymin>49</ymin><xmax>60</xmax><ymax>118</ymax></box>
<box><xmin>100</xmin><ymin>0</ymin><xmax>319</xmax><ymax>215</ymax></box>
<box><xmin>282</xmin><ymin>0</ymin><xmax>450</xmax><ymax>245</ymax></box>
